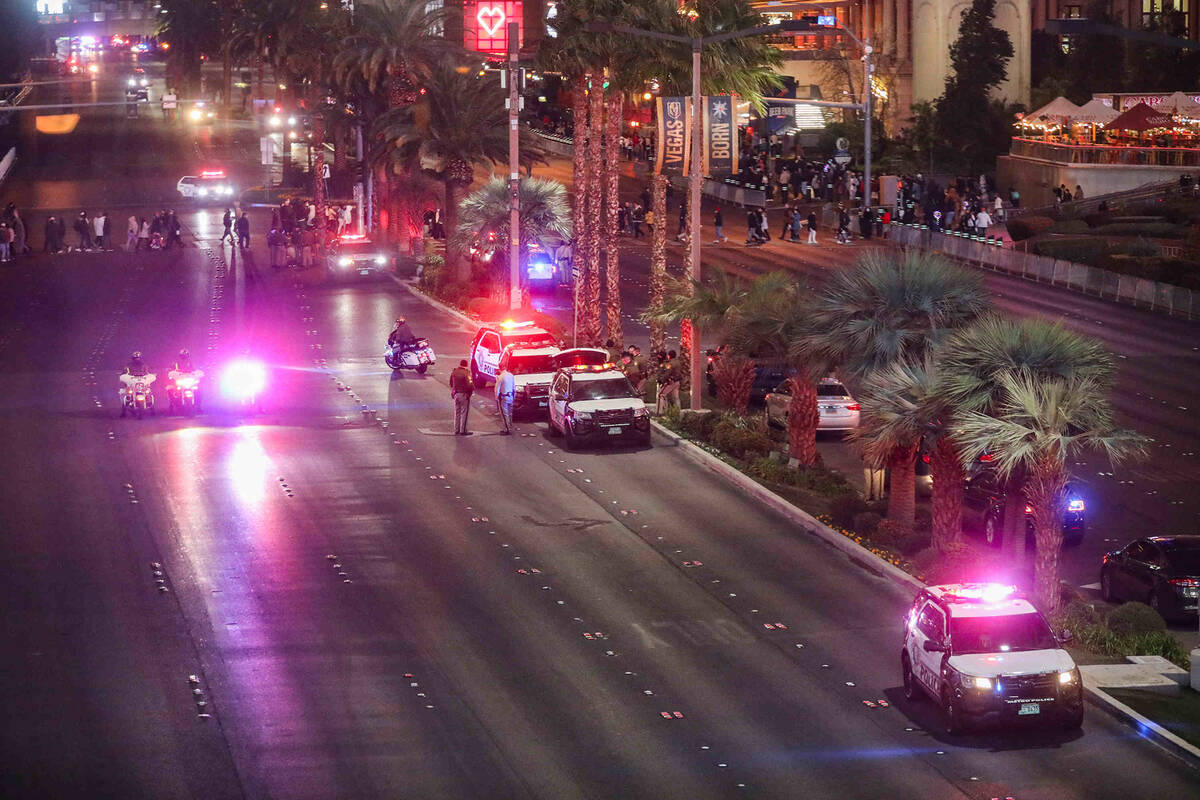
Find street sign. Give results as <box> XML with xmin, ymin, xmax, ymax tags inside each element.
<box><xmin>834</xmin><ymin>149</ymin><xmax>852</xmax><ymax>166</ymax></box>
<box><xmin>835</xmin><ymin>137</ymin><xmax>850</xmax><ymax>151</ymax></box>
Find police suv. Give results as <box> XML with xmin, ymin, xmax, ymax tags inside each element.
<box><xmin>469</xmin><ymin>321</ymin><xmax>558</xmax><ymax>386</ymax></box>
<box><xmin>496</xmin><ymin>345</ymin><xmax>608</xmax><ymax>416</ymax></box>
<box><xmin>901</xmin><ymin>583</ymin><xmax>1083</xmax><ymax>733</ymax></box>
<box><xmin>548</xmin><ymin>364</ymin><xmax>652</xmax><ymax>450</ymax></box>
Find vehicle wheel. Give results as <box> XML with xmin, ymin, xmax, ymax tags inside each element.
<box><xmin>1062</xmin><ymin>707</ymin><xmax>1084</xmax><ymax>731</ymax></box>
<box><xmin>120</xmin><ymin>405</ymin><xmax>126</xmax><ymax>418</ymax></box>
<box><xmin>984</xmin><ymin>514</ymin><xmax>1002</xmax><ymax>548</ymax></box>
<box><xmin>902</xmin><ymin>655</ymin><xmax>921</xmax><ymax>702</ymax></box>
<box><xmin>942</xmin><ymin>687</ymin><xmax>964</xmax><ymax>736</ymax></box>
<box><xmin>417</xmin><ymin>364</ymin><xmax>428</xmax><ymax>375</ymax></box>
<box><xmin>639</xmin><ymin>432</ymin><xmax>652</xmax><ymax>448</ymax></box>
<box><xmin>548</xmin><ymin>419</ymin><xmax>562</xmax><ymax>437</ymax></box>
<box><xmin>135</xmin><ymin>407</ymin><xmax>143</xmax><ymax>420</ymax></box>
<box><xmin>564</xmin><ymin>428</ymin><xmax>580</xmax><ymax>451</ymax></box>
<box><xmin>1100</xmin><ymin>569</ymin><xmax>1116</xmax><ymax>602</ymax></box>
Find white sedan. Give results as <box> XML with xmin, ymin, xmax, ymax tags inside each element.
<box><xmin>766</xmin><ymin>376</ymin><xmax>861</xmax><ymax>432</ymax></box>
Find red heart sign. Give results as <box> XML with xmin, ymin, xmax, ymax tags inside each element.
<box><xmin>477</xmin><ymin>5</ymin><xmax>506</xmax><ymax>38</ymax></box>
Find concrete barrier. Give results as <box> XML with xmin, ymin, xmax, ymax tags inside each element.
<box><xmin>1068</xmin><ymin>263</ymin><xmax>1090</xmax><ymax>292</ymax></box>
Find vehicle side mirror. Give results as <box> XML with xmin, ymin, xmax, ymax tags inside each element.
<box><xmin>1059</xmin><ymin>629</ymin><xmax>1073</xmax><ymax>643</ymax></box>
<box><xmin>922</xmin><ymin>639</ymin><xmax>946</xmax><ymax>653</ymax></box>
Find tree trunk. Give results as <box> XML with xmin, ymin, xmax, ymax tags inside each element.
<box><xmin>649</xmin><ymin>173</ymin><xmax>668</xmax><ymax>353</ymax></box>
<box><xmin>1028</xmin><ymin>467</ymin><xmax>1069</xmax><ymax>614</ymax></box>
<box><xmin>373</xmin><ymin>164</ymin><xmax>388</xmax><ymax>243</ymax></box>
<box><xmin>603</xmin><ymin>90</ymin><xmax>623</xmax><ymax>347</ymax></box>
<box><xmin>786</xmin><ymin>377</ymin><xmax>819</xmax><ymax>466</ymax></box>
<box><xmin>886</xmin><ymin>442</ymin><xmax>919</xmax><ymax>533</ymax></box>
<box><xmin>571</xmin><ymin>74</ymin><xmax>590</xmax><ymax>343</ymax></box>
<box><xmin>256</xmin><ymin>52</ymin><xmax>264</xmax><ymax>110</ymax></box>
<box><xmin>446</xmin><ymin>181</ymin><xmax>465</xmax><ymax>281</ymax></box>
<box><xmin>313</xmin><ymin>115</ymin><xmax>326</xmax><ymax>218</ymax></box>
<box><xmin>584</xmin><ymin>80</ymin><xmax>605</xmax><ymax>345</ymax></box>
<box><xmin>929</xmin><ymin>436</ymin><xmax>964</xmax><ymax>553</ymax></box>
<box><xmin>1002</xmin><ymin>466</ymin><xmax>1028</xmax><ymax>563</ymax></box>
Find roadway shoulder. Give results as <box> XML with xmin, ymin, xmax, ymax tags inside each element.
<box><xmin>650</xmin><ymin>420</ymin><xmax>923</xmax><ymax>594</ymax></box>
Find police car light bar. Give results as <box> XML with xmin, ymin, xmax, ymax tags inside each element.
<box><xmin>499</xmin><ymin>320</ymin><xmax>535</xmax><ymax>330</ymax></box>
<box><xmin>566</xmin><ymin>363</ymin><xmax>618</xmax><ymax>373</ymax></box>
<box><xmin>200</xmin><ymin>169</ymin><xmax>225</xmax><ymax>178</ymax></box>
<box><xmin>947</xmin><ymin>584</ymin><xmax>1017</xmax><ymax>603</ymax></box>
<box><xmin>339</xmin><ymin>233</ymin><xmax>368</xmax><ymax>242</ymax></box>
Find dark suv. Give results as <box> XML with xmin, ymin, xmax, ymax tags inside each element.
<box><xmin>963</xmin><ymin>468</ymin><xmax>1086</xmax><ymax>547</ymax></box>
<box><xmin>1101</xmin><ymin>536</ymin><xmax>1200</xmax><ymax>620</ymax></box>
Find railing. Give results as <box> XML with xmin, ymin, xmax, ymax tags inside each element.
<box><xmin>1010</xmin><ymin>138</ymin><xmax>1200</xmax><ymax>167</ymax></box>
<box><xmin>1007</xmin><ymin>179</ymin><xmax>1183</xmax><ymax>219</ymax></box>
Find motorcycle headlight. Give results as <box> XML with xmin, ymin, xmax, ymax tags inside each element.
<box><xmin>374</xmin><ymin>256</ymin><xmax>386</xmax><ymax>265</ymax></box>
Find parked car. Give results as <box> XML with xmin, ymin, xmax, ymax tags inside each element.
<box><xmin>705</xmin><ymin>352</ymin><xmax>790</xmax><ymax>406</ymax></box>
<box><xmin>765</xmin><ymin>377</ymin><xmax>861</xmax><ymax>432</ymax></box>
<box><xmin>1100</xmin><ymin>536</ymin><xmax>1200</xmax><ymax>620</ymax></box>
<box><xmin>962</xmin><ymin>467</ymin><xmax>1086</xmax><ymax>548</ymax></box>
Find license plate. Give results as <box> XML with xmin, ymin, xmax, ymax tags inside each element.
<box><xmin>821</xmin><ymin>405</ymin><xmax>837</xmax><ymax>412</ymax></box>
<box><xmin>1018</xmin><ymin>703</ymin><xmax>1040</xmax><ymax>716</ymax></box>
<box><xmin>538</xmin><ymin>401</ymin><xmax>547</xmax><ymax>407</ymax></box>
<box><xmin>359</xmin><ymin>269</ymin><xmax>370</xmax><ymax>275</ymax></box>
<box><xmin>607</xmin><ymin>427</ymin><xmax>623</xmax><ymax>435</ymax></box>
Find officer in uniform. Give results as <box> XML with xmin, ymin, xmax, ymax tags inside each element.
<box><xmin>449</xmin><ymin>359</ymin><xmax>474</xmax><ymax>435</ymax></box>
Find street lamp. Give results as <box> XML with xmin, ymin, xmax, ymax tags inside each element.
<box><xmin>592</xmin><ymin>17</ymin><xmax>818</xmax><ymax>410</ymax></box>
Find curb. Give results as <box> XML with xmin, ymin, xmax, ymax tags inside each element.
<box><xmin>387</xmin><ymin>274</ymin><xmax>478</xmax><ymax>330</ymax></box>
<box><xmin>1083</xmin><ymin>685</ymin><xmax>1200</xmax><ymax>768</ymax></box>
<box><xmin>649</xmin><ymin>420</ymin><xmax>924</xmax><ymax>594</ymax></box>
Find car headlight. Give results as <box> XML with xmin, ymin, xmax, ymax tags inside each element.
<box><xmin>1059</xmin><ymin>670</ymin><xmax>1076</xmax><ymax>685</ymax></box>
<box><xmin>189</xmin><ymin>109</ymin><xmax>202</xmax><ymax>120</ymax></box>
<box><xmin>573</xmin><ymin>411</ymin><xmax>592</xmax><ymax>420</ymax></box>
<box><xmin>338</xmin><ymin>257</ymin><xmax>352</xmax><ymax>267</ymax></box>
<box><xmin>140</xmin><ymin>79</ymin><xmax>148</xmax><ymax>87</ymax></box>
<box><xmin>969</xmin><ymin>676</ymin><xmax>993</xmax><ymax>690</ymax></box>
<box><xmin>127</xmin><ymin>78</ymin><xmax>136</xmax><ymax>86</ymax></box>
<box><xmin>198</xmin><ymin>188</ymin><xmax>208</xmax><ymax>196</ymax></box>
<box><xmin>269</xmin><ymin>116</ymin><xmax>281</xmax><ymax>127</ymax></box>
<box><xmin>633</xmin><ymin>406</ymin><xmax>649</xmax><ymax>417</ymax></box>
<box><xmin>374</xmin><ymin>256</ymin><xmax>386</xmax><ymax>265</ymax></box>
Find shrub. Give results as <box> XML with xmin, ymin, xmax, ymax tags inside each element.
<box><xmin>465</xmin><ymin>296</ymin><xmax>506</xmax><ymax>319</ymax></box>
<box><xmin>1050</xmin><ymin>219</ymin><xmax>1090</xmax><ymax>234</ymax></box>
<box><xmin>1007</xmin><ymin>215</ymin><xmax>1055</xmax><ymax>241</ymax></box>
<box><xmin>829</xmin><ymin>494</ymin><xmax>868</xmax><ymax>529</ymax></box>
<box><xmin>710</xmin><ymin>420</ymin><xmax>772</xmax><ymax>460</ymax></box>
<box><xmin>748</xmin><ymin>456</ymin><xmax>794</xmax><ymax>485</ymax></box>
<box><xmin>918</xmin><ymin>542</ymin><xmax>1009</xmax><ymax>584</ymax></box>
<box><xmin>1121</xmin><ymin>237</ymin><xmax>1161</xmax><ymax>258</ymax></box>
<box><xmin>1083</xmin><ymin>212</ymin><xmax>1113</xmax><ymax>228</ymax></box>
<box><xmin>872</xmin><ymin>518</ymin><xmax>905</xmax><ymax>547</ymax></box>
<box><xmin>791</xmin><ymin>466</ymin><xmax>852</xmax><ymax>497</ymax></box>
<box><xmin>1106</xmin><ymin>602</ymin><xmax>1166</xmax><ymax>636</ymax></box>
<box><xmin>678</xmin><ymin>410</ymin><xmax>714</xmax><ymax>439</ymax></box>
<box><xmin>1031</xmin><ymin>238</ymin><xmax>1112</xmax><ymax>266</ymax></box>
<box><xmin>712</xmin><ymin>355</ymin><xmax>756</xmax><ymax>414</ymax></box>
<box><xmin>1090</xmin><ymin>222</ymin><xmax>1189</xmax><ymax>238</ymax></box>
<box><xmin>852</xmin><ymin>511</ymin><xmax>882</xmax><ymax>536</ymax></box>
<box><xmin>895</xmin><ymin>528</ymin><xmax>932</xmax><ymax>556</ymax></box>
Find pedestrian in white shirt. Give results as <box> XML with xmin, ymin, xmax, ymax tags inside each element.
<box><xmin>993</xmin><ymin>193</ymin><xmax>1004</xmax><ymax>221</ymax></box>
<box><xmin>93</xmin><ymin>212</ymin><xmax>107</xmax><ymax>250</ymax></box>
<box><xmin>975</xmin><ymin>208</ymin><xmax>992</xmax><ymax>237</ymax></box>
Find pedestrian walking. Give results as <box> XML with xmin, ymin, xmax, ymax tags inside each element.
<box><xmin>93</xmin><ymin>211</ymin><xmax>107</xmax><ymax>250</ymax></box>
<box><xmin>712</xmin><ymin>207</ymin><xmax>727</xmax><ymax>243</ymax></box>
<box><xmin>236</xmin><ymin>212</ymin><xmax>250</xmax><ymax>249</ymax></box>
<box><xmin>655</xmin><ymin>351</ymin><xmax>681</xmax><ymax>414</ymax></box>
<box><xmin>495</xmin><ymin>364</ymin><xmax>515</xmax><ymax>435</ymax></box>
<box><xmin>161</xmin><ymin>88</ymin><xmax>177</xmax><ymax>121</ymax></box>
<box><xmin>73</xmin><ymin>212</ymin><xmax>94</xmax><ymax>251</ymax></box>
<box><xmin>631</xmin><ymin>206</ymin><xmax>644</xmax><ymax>238</ymax></box>
<box><xmin>449</xmin><ymin>359</ymin><xmax>475</xmax><ymax>435</ymax></box>
<box><xmin>125</xmin><ymin>216</ymin><xmax>138</xmax><ymax>250</ymax></box>
<box><xmin>11</xmin><ymin>209</ymin><xmax>27</xmax><ymax>256</ymax></box>
<box><xmin>137</xmin><ymin>217</ymin><xmax>150</xmax><ymax>250</ymax></box>
<box><xmin>975</xmin><ymin>207</ymin><xmax>992</xmax><ymax>237</ymax></box>
<box><xmin>220</xmin><ymin>208</ymin><xmax>234</xmax><ymax>244</ymax></box>
<box><xmin>268</xmin><ymin>228</ymin><xmax>283</xmax><ymax>268</ymax></box>
<box><xmin>836</xmin><ymin>206</ymin><xmax>851</xmax><ymax>245</ymax></box>
<box><xmin>790</xmin><ymin>209</ymin><xmax>802</xmax><ymax>241</ymax></box>
<box><xmin>0</xmin><ymin>224</ymin><xmax>12</xmax><ymax>262</ymax></box>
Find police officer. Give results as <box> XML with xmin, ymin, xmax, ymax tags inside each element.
<box><xmin>449</xmin><ymin>359</ymin><xmax>474</xmax><ymax>435</ymax></box>
<box><xmin>494</xmin><ymin>363</ymin><xmax>515</xmax><ymax>435</ymax></box>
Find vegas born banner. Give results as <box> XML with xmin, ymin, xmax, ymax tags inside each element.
<box><xmin>702</xmin><ymin>95</ymin><xmax>738</xmax><ymax>177</ymax></box>
<box><xmin>654</xmin><ymin>97</ymin><xmax>690</xmax><ymax>176</ymax></box>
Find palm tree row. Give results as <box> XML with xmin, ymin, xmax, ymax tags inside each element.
<box><xmin>655</xmin><ymin>252</ymin><xmax>1144</xmax><ymax>614</ymax></box>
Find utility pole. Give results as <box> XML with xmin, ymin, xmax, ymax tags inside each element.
<box><xmin>688</xmin><ymin>39</ymin><xmax>703</xmax><ymax>409</ymax></box>
<box><xmin>862</xmin><ymin>0</ymin><xmax>874</xmax><ymax>211</ymax></box>
<box><xmin>507</xmin><ymin>20</ymin><xmax>521</xmax><ymax>310</ymax></box>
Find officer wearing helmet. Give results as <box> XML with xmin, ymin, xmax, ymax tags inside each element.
<box><xmin>388</xmin><ymin>316</ymin><xmax>415</xmax><ymax>348</ymax></box>
<box><xmin>173</xmin><ymin>348</ymin><xmax>194</xmax><ymax>372</ymax></box>
<box><xmin>124</xmin><ymin>351</ymin><xmax>150</xmax><ymax>377</ymax></box>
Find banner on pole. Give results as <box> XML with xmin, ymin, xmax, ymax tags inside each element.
<box><xmin>703</xmin><ymin>95</ymin><xmax>737</xmax><ymax>176</ymax></box>
<box><xmin>655</xmin><ymin>96</ymin><xmax>689</xmax><ymax>176</ymax></box>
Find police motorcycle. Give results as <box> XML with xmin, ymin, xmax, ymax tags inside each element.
<box><xmin>119</xmin><ymin>352</ymin><xmax>156</xmax><ymax>419</ymax></box>
<box><xmin>384</xmin><ymin>337</ymin><xmax>436</xmax><ymax>374</ymax></box>
<box><xmin>164</xmin><ymin>349</ymin><xmax>203</xmax><ymax>415</ymax></box>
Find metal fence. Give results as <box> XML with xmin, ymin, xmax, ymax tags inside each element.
<box><xmin>888</xmin><ymin>224</ymin><xmax>1199</xmax><ymax>320</ymax></box>
<box><xmin>1010</xmin><ymin>138</ymin><xmax>1200</xmax><ymax>168</ymax></box>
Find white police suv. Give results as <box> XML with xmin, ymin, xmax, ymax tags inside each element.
<box><xmin>496</xmin><ymin>345</ymin><xmax>607</xmax><ymax>417</ymax></box>
<box><xmin>901</xmin><ymin>583</ymin><xmax>1083</xmax><ymax>733</ymax></box>
<box><xmin>548</xmin><ymin>364</ymin><xmax>651</xmax><ymax>450</ymax></box>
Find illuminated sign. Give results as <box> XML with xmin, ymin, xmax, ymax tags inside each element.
<box><xmin>465</xmin><ymin>1</ymin><xmax>523</xmax><ymax>54</ymax></box>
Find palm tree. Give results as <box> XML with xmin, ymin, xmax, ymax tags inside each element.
<box><xmin>156</xmin><ymin>0</ymin><xmax>221</xmax><ymax>96</ymax></box>
<box><xmin>808</xmin><ymin>251</ymin><xmax>989</xmax><ymax>378</ymax></box>
<box><xmin>457</xmin><ymin>177</ymin><xmax>572</xmax><ymax>297</ymax></box>
<box><xmin>373</xmin><ymin>61</ymin><xmax>547</xmax><ymax>280</ymax></box>
<box><xmin>936</xmin><ymin>316</ymin><xmax>1114</xmax><ymax>560</ymax></box>
<box><xmin>952</xmin><ymin>372</ymin><xmax>1146</xmax><ymax>613</ymax></box>
<box><xmin>808</xmin><ymin>251</ymin><xmax>988</xmax><ymax>527</ymax></box>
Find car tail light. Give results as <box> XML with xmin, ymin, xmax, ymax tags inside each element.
<box><xmin>1024</xmin><ymin>503</ymin><xmax>1034</xmax><ymax>515</ymax></box>
<box><xmin>845</xmin><ymin>404</ymin><xmax>860</xmax><ymax>411</ymax></box>
<box><xmin>921</xmin><ymin>453</ymin><xmax>931</xmax><ymax>463</ymax></box>
<box><xmin>1067</xmin><ymin>498</ymin><xmax>1085</xmax><ymax>512</ymax></box>
<box><xmin>1169</xmin><ymin>578</ymin><xmax>1199</xmax><ymax>589</ymax></box>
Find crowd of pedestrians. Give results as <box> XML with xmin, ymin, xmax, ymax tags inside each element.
<box><xmin>265</xmin><ymin>198</ymin><xmax>356</xmax><ymax>270</ymax></box>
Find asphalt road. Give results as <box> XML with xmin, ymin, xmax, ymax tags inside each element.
<box><xmin>0</xmin><ymin>62</ymin><xmax>1197</xmax><ymax>799</ymax></box>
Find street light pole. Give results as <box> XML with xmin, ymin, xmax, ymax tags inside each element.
<box><xmin>508</xmin><ymin>20</ymin><xmax>521</xmax><ymax>311</ymax></box>
<box><xmin>688</xmin><ymin>39</ymin><xmax>703</xmax><ymax>409</ymax></box>
<box><xmin>862</xmin><ymin>0</ymin><xmax>873</xmax><ymax>211</ymax></box>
